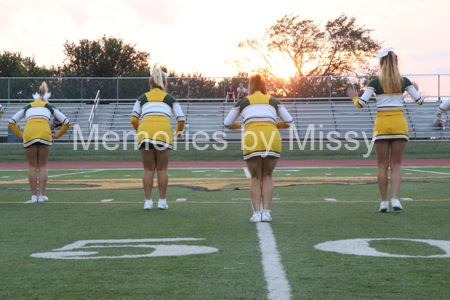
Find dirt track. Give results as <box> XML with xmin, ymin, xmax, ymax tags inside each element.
<box><xmin>1</xmin><ymin>159</ymin><xmax>450</xmax><ymax>169</ymax></box>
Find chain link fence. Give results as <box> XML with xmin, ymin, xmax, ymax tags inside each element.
<box><xmin>1</xmin><ymin>75</ymin><xmax>449</xmax><ymax>101</ymax></box>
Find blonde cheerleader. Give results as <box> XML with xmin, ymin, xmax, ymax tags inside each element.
<box><xmin>347</xmin><ymin>47</ymin><xmax>423</xmax><ymax>212</ymax></box>
<box><xmin>131</xmin><ymin>66</ymin><xmax>185</xmax><ymax>210</ymax></box>
<box><xmin>9</xmin><ymin>82</ymin><xmax>70</xmax><ymax>203</ymax></box>
<box><xmin>224</xmin><ymin>74</ymin><xmax>293</xmax><ymax>222</ymax></box>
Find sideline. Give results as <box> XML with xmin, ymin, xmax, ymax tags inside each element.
<box><xmin>2</xmin><ymin>158</ymin><xmax>450</xmax><ymax>170</ymax></box>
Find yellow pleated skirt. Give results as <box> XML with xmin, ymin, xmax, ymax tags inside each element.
<box><xmin>23</xmin><ymin>119</ymin><xmax>52</xmax><ymax>148</ymax></box>
<box><xmin>137</xmin><ymin>116</ymin><xmax>173</xmax><ymax>150</ymax></box>
<box><xmin>373</xmin><ymin>110</ymin><xmax>409</xmax><ymax>141</ymax></box>
<box><xmin>243</xmin><ymin>121</ymin><xmax>281</xmax><ymax>160</ymax></box>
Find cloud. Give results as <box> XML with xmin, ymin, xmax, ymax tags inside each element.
<box><xmin>127</xmin><ymin>0</ymin><xmax>186</xmax><ymax>26</ymax></box>
<box><xmin>417</xmin><ymin>50</ymin><xmax>450</xmax><ymax>61</ymax></box>
<box><xmin>59</xmin><ymin>1</ymin><xmax>90</xmax><ymax>27</ymax></box>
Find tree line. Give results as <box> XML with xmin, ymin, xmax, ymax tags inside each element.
<box><xmin>0</xmin><ymin>14</ymin><xmax>381</xmax><ymax>99</ymax></box>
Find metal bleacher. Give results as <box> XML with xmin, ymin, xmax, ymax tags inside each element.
<box><xmin>1</xmin><ymin>99</ymin><xmax>448</xmax><ymax>143</ymax></box>
<box><xmin>0</xmin><ymin>101</ymin><xmax>88</xmax><ymax>142</ymax></box>
<box><xmin>91</xmin><ymin>99</ymin><xmax>449</xmax><ymax>142</ymax></box>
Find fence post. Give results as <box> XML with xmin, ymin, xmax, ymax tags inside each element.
<box><xmin>8</xmin><ymin>78</ymin><xmax>10</xmax><ymax>100</ymax></box>
<box><xmin>188</xmin><ymin>77</ymin><xmax>190</xmax><ymax>99</ymax></box>
<box><xmin>293</xmin><ymin>77</ymin><xmax>296</xmax><ymax>100</ymax></box>
<box><xmin>117</xmin><ymin>78</ymin><xmax>119</xmax><ymax>100</ymax></box>
<box><xmin>80</xmin><ymin>77</ymin><xmax>83</xmax><ymax>100</ymax></box>
<box><xmin>328</xmin><ymin>76</ymin><xmax>332</xmax><ymax>99</ymax></box>
<box><xmin>438</xmin><ymin>74</ymin><xmax>440</xmax><ymax>101</ymax></box>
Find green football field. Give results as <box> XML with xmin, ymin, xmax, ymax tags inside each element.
<box><xmin>1</xmin><ymin>166</ymin><xmax>450</xmax><ymax>300</ymax></box>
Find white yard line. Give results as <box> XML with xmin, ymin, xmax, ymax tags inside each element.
<box><xmin>256</xmin><ymin>223</ymin><xmax>291</xmax><ymax>300</ymax></box>
<box><xmin>243</xmin><ymin>167</ymin><xmax>251</xmax><ymax>178</ymax></box>
<box><xmin>15</xmin><ymin>169</ymin><xmax>107</xmax><ymax>181</ymax></box>
<box><xmin>402</xmin><ymin>168</ymin><xmax>450</xmax><ymax>175</ymax></box>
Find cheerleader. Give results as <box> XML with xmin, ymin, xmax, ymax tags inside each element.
<box><xmin>8</xmin><ymin>82</ymin><xmax>70</xmax><ymax>203</ymax></box>
<box><xmin>131</xmin><ymin>66</ymin><xmax>185</xmax><ymax>210</ymax></box>
<box><xmin>224</xmin><ymin>74</ymin><xmax>293</xmax><ymax>222</ymax></box>
<box><xmin>347</xmin><ymin>47</ymin><xmax>423</xmax><ymax>212</ymax></box>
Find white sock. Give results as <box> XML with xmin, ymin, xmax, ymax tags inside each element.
<box><xmin>159</xmin><ymin>199</ymin><xmax>166</xmax><ymax>203</ymax></box>
<box><xmin>145</xmin><ymin>199</ymin><xmax>153</xmax><ymax>203</ymax></box>
<box><xmin>263</xmin><ymin>209</ymin><xmax>271</xmax><ymax>213</ymax></box>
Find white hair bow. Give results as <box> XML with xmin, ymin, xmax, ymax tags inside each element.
<box><xmin>375</xmin><ymin>47</ymin><xmax>394</xmax><ymax>59</ymax></box>
<box><xmin>150</xmin><ymin>70</ymin><xmax>169</xmax><ymax>79</ymax></box>
<box><xmin>32</xmin><ymin>92</ymin><xmax>51</xmax><ymax>101</ymax></box>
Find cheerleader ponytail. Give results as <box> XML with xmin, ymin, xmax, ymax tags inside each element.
<box><xmin>149</xmin><ymin>65</ymin><xmax>168</xmax><ymax>91</ymax></box>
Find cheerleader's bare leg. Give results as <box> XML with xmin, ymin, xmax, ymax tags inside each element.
<box><xmin>375</xmin><ymin>140</ymin><xmax>390</xmax><ymax>201</ymax></box>
<box><xmin>24</xmin><ymin>144</ymin><xmax>39</xmax><ymax>196</ymax></box>
<box><xmin>140</xmin><ymin>148</ymin><xmax>156</xmax><ymax>200</ymax></box>
<box><xmin>389</xmin><ymin>139</ymin><xmax>407</xmax><ymax>199</ymax></box>
<box><xmin>246</xmin><ymin>157</ymin><xmax>263</xmax><ymax>211</ymax></box>
<box><xmin>36</xmin><ymin>144</ymin><xmax>51</xmax><ymax>196</ymax></box>
<box><xmin>261</xmin><ymin>157</ymin><xmax>278</xmax><ymax>210</ymax></box>
<box><xmin>155</xmin><ymin>149</ymin><xmax>171</xmax><ymax>200</ymax></box>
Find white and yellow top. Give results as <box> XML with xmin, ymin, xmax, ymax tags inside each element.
<box><xmin>9</xmin><ymin>99</ymin><xmax>70</xmax><ymax>139</ymax></box>
<box><xmin>224</xmin><ymin>91</ymin><xmax>293</xmax><ymax>129</ymax></box>
<box><xmin>354</xmin><ymin>77</ymin><xmax>423</xmax><ymax>111</ymax></box>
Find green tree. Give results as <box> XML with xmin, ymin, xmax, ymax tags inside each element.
<box><xmin>62</xmin><ymin>35</ymin><xmax>151</xmax><ymax>77</ymax></box>
<box><xmin>230</xmin><ymin>13</ymin><xmax>382</xmax><ymax>98</ymax></box>
<box><xmin>61</xmin><ymin>35</ymin><xmax>151</xmax><ymax>99</ymax></box>
<box><xmin>0</xmin><ymin>51</ymin><xmax>56</xmax><ymax>99</ymax></box>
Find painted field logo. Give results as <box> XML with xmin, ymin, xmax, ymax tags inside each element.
<box><xmin>315</xmin><ymin>238</ymin><xmax>450</xmax><ymax>258</ymax></box>
<box><xmin>31</xmin><ymin>238</ymin><xmax>218</xmax><ymax>259</ymax></box>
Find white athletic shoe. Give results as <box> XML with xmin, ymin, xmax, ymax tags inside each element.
<box><xmin>379</xmin><ymin>201</ymin><xmax>389</xmax><ymax>212</ymax></box>
<box><xmin>250</xmin><ymin>211</ymin><xmax>262</xmax><ymax>223</ymax></box>
<box><xmin>31</xmin><ymin>195</ymin><xmax>38</xmax><ymax>203</ymax></box>
<box><xmin>38</xmin><ymin>195</ymin><xmax>48</xmax><ymax>203</ymax></box>
<box><xmin>391</xmin><ymin>198</ymin><xmax>403</xmax><ymax>211</ymax></box>
<box><xmin>144</xmin><ymin>201</ymin><xmax>153</xmax><ymax>210</ymax></box>
<box><xmin>157</xmin><ymin>200</ymin><xmax>169</xmax><ymax>210</ymax></box>
<box><xmin>261</xmin><ymin>210</ymin><xmax>272</xmax><ymax>222</ymax></box>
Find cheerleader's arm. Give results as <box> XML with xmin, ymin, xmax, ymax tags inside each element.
<box><xmin>52</xmin><ymin>109</ymin><xmax>71</xmax><ymax>138</ymax></box>
<box><xmin>277</xmin><ymin>104</ymin><xmax>294</xmax><ymax>128</ymax></box>
<box><xmin>131</xmin><ymin>116</ymin><xmax>139</xmax><ymax>131</ymax></box>
<box><xmin>131</xmin><ymin>101</ymin><xmax>141</xmax><ymax>131</ymax></box>
<box><xmin>224</xmin><ymin>107</ymin><xmax>241</xmax><ymax>130</ymax></box>
<box><xmin>173</xmin><ymin>103</ymin><xmax>186</xmax><ymax>136</ymax></box>
<box><xmin>55</xmin><ymin>122</ymin><xmax>71</xmax><ymax>138</ymax></box>
<box><xmin>406</xmin><ymin>86</ymin><xmax>424</xmax><ymax>105</ymax></box>
<box><xmin>8</xmin><ymin>110</ymin><xmax>24</xmax><ymax>139</ymax></box>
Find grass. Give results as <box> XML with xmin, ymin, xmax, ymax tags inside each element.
<box><xmin>1</xmin><ymin>166</ymin><xmax>450</xmax><ymax>299</ymax></box>
<box><xmin>1</xmin><ymin>139</ymin><xmax>450</xmax><ymax>162</ymax></box>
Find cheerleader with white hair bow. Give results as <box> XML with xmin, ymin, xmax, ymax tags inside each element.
<box><xmin>131</xmin><ymin>65</ymin><xmax>185</xmax><ymax>211</ymax></box>
<box><xmin>8</xmin><ymin>82</ymin><xmax>70</xmax><ymax>203</ymax></box>
<box><xmin>347</xmin><ymin>48</ymin><xmax>423</xmax><ymax>213</ymax></box>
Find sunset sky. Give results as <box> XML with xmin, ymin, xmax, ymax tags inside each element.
<box><xmin>0</xmin><ymin>0</ymin><xmax>449</xmax><ymax>82</ymax></box>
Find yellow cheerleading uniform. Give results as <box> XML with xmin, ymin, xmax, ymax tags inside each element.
<box><xmin>131</xmin><ymin>88</ymin><xmax>185</xmax><ymax>150</ymax></box>
<box><xmin>373</xmin><ymin>110</ymin><xmax>409</xmax><ymax>140</ymax></box>
<box><xmin>243</xmin><ymin>122</ymin><xmax>282</xmax><ymax>160</ymax></box>
<box><xmin>9</xmin><ymin>99</ymin><xmax>70</xmax><ymax>147</ymax></box>
<box><xmin>353</xmin><ymin>77</ymin><xmax>423</xmax><ymax>141</ymax></box>
<box><xmin>224</xmin><ymin>91</ymin><xmax>293</xmax><ymax>160</ymax></box>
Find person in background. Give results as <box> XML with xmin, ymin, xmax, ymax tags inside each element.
<box><xmin>8</xmin><ymin>82</ymin><xmax>70</xmax><ymax>203</ymax></box>
<box><xmin>224</xmin><ymin>74</ymin><xmax>293</xmax><ymax>222</ymax></box>
<box><xmin>347</xmin><ymin>47</ymin><xmax>423</xmax><ymax>213</ymax></box>
<box><xmin>225</xmin><ymin>85</ymin><xmax>236</xmax><ymax>102</ymax></box>
<box><xmin>236</xmin><ymin>83</ymin><xmax>248</xmax><ymax>100</ymax></box>
<box><xmin>131</xmin><ymin>65</ymin><xmax>185</xmax><ymax>211</ymax></box>
<box><xmin>0</xmin><ymin>103</ymin><xmax>4</xmax><ymax>118</ymax></box>
<box><xmin>433</xmin><ymin>113</ymin><xmax>446</xmax><ymax>130</ymax></box>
